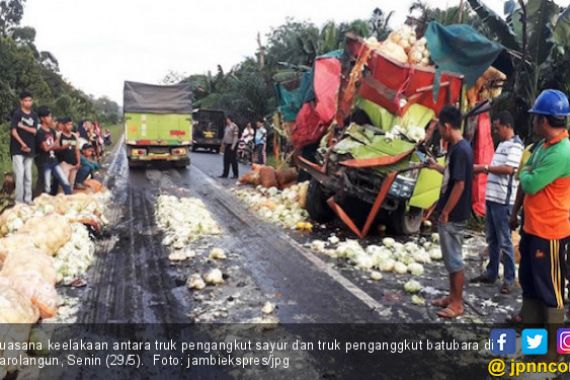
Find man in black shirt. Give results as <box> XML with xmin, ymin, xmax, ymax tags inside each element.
<box><xmin>10</xmin><ymin>91</ymin><xmax>37</xmax><ymax>204</ymax></box>
<box><xmin>428</xmin><ymin>105</ymin><xmax>474</xmax><ymax>319</ymax></box>
<box><xmin>36</xmin><ymin>107</ymin><xmax>72</xmax><ymax>195</ymax></box>
<box><xmin>57</xmin><ymin>117</ymin><xmax>80</xmax><ymax>188</ymax></box>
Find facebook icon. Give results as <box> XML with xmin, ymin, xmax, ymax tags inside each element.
<box><xmin>490</xmin><ymin>329</ymin><xmax>516</xmax><ymax>355</ymax></box>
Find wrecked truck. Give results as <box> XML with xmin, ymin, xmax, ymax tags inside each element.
<box><xmin>274</xmin><ymin>22</ymin><xmax>510</xmax><ymax>237</ymax></box>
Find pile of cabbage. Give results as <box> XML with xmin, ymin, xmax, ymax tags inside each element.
<box><xmin>310</xmin><ymin>235</ymin><xmax>442</xmax><ymax>298</ymax></box>
<box><xmin>53</xmin><ymin>224</ymin><xmax>95</xmax><ymax>285</ymax></box>
<box><xmin>0</xmin><ymin>193</ymin><xmax>110</xmax><ymax>237</ymax></box>
<box><xmin>233</xmin><ymin>182</ymin><xmax>310</xmax><ymax>229</ymax></box>
<box><xmin>155</xmin><ymin>195</ymin><xmax>221</xmax><ymax>250</ymax></box>
<box><xmin>365</xmin><ymin>25</ymin><xmax>431</xmax><ymax>67</ymax></box>
<box><xmin>385</xmin><ymin>124</ymin><xmax>426</xmax><ymax>143</ymax></box>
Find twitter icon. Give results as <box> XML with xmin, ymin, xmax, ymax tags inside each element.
<box><xmin>522</xmin><ymin>329</ymin><xmax>548</xmax><ymax>355</ymax></box>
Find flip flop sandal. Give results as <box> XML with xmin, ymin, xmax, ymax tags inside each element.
<box><xmin>431</xmin><ymin>297</ymin><xmax>451</xmax><ymax>308</ymax></box>
<box><xmin>500</xmin><ymin>284</ymin><xmax>513</xmax><ymax>294</ymax></box>
<box><xmin>437</xmin><ymin>306</ymin><xmax>464</xmax><ymax>319</ymax></box>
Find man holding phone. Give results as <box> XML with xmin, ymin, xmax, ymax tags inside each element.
<box><xmin>10</xmin><ymin>91</ymin><xmax>38</xmax><ymax>204</ymax></box>
<box><xmin>428</xmin><ymin>105</ymin><xmax>473</xmax><ymax>319</ymax></box>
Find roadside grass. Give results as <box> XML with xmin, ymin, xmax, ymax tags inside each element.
<box><xmin>106</xmin><ymin>123</ymin><xmax>123</xmax><ymax>151</ymax></box>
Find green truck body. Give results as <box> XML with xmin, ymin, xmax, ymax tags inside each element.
<box><xmin>123</xmin><ymin>81</ymin><xmax>193</xmax><ymax>168</ymax></box>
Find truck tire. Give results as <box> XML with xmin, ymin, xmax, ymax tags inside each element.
<box><xmin>191</xmin><ymin>145</ymin><xmax>197</xmax><ymax>152</ymax></box>
<box><xmin>392</xmin><ymin>203</ymin><xmax>423</xmax><ymax>235</ymax></box>
<box><xmin>306</xmin><ymin>179</ymin><xmax>334</xmax><ymax>223</ymax></box>
<box><xmin>128</xmin><ymin>159</ymin><xmax>140</xmax><ymax>170</ymax></box>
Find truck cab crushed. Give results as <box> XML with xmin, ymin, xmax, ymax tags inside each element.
<box><xmin>275</xmin><ymin>22</ymin><xmax>510</xmax><ymax>237</ymax></box>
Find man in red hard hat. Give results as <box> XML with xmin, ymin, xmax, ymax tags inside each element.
<box><xmin>519</xmin><ymin>89</ymin><xmax>570</xmax><ymax>328</ymax></box>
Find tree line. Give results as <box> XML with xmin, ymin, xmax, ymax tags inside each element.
<box><xmin>171</xmin><ymin>0</ymin><xmax>570</xmax><ymax>138</ymax></box>
<box><xmin>0</xmin><ymin>0</ymin><xmax>121</xmax><ymax>172</ymax></box>
<box><xmin>0</xmin><ymin>0</ymin><xmax>121</xmax><ymax>125</ymax></box>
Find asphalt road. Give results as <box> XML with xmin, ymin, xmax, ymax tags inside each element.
<box><xmin>74</xmin><ymin>147</ymin><xmax>522</xmax><ymax>326</ymax></box>
<box><xmin>39</xmin><ymin>146</ymin><xmax>531</xmax><ymax>379</ymax></box>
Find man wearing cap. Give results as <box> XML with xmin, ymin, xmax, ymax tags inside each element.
<box><xmin>75</xmin><ymin>143</ymin><xmax>101</xmax><ymax>188</ymax></box>
<box><xmin>519</xmin><ymin>89</ymin><xmax>570</xmax><ymax>327</ymax></box>
<box><xmin>36</xmin><ymin>107</ymin><xmax>73</xmax><ymax>195</ymax></box>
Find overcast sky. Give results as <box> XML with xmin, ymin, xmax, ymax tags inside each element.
<box><xmin>20</xmin><ymin>0</ymin><xmax>548</xmax><ymax>104</ymax></box>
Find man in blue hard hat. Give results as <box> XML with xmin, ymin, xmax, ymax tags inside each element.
<box><xmin>518</xmin><ymin>89</ymin><xmax>570</xmax><ymax>328</ymax></box>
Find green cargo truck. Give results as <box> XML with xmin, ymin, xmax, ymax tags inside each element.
<box><xmin>123</xmin><ymin>81</ymin><xmax>192</xmax><ymax>168</ymax></box>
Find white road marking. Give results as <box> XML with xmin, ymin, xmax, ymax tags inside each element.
<box><xmin>192</xmin><ymin>164</ymin><xmax>387</xmax><ymax>316</ymax></box>
<box><xmin>103</xmin><ymin>134</ymin><xmax>125</xmax><ymax>187</ymax></box>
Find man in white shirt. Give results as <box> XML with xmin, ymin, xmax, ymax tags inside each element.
<box><xmin>471</xmin><ymin>111</ymin><xmax>524</xmax><ymax>294</ymax></box>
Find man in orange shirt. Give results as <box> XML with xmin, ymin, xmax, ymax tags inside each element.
<box><xmin>519</xmin><ymin>89</ymin><xmax>570</xmax><ymax>326</ymax></box>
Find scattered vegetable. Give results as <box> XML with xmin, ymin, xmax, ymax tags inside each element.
<box><xmin>404</xmin><ymin>280</ymin><xmax>422</xmax><ymax>294</ymax></box>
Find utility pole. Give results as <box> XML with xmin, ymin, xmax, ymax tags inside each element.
<box><xmin>457</xmin><ymin>0</ymin><xmax>465</xmax><ymax>23</ymax></box>
<box><xmin>257</xmin><ymin>32</ymin><xmax>265</xmax><ymax>70</ymax></box>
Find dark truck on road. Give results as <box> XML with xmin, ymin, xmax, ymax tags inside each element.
<box><xmin>191</xmin><ymin>109</ymin><xmax>225</xmax><ymax>153</ymax></box>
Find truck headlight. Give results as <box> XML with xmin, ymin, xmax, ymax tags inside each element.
<box><xmin>171</xmin><ymin>148</ymin><xmax>187</xmax><ymax>156</ymax></box>
<box><xmin>388</xmin><ymin>175</ymin><xmax>416</xmax><ymax>199</ymax></box>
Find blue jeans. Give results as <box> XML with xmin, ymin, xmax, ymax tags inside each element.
<box><xmin>255</xmin><ymin>143</ymin><xmax>265</xmax><ymax>164</ymax></box>
<box><xmin>485</xmin><ymin>200</ymin><xmax>515</xmax><ymax>285</ymax></box>
<box><xmin>438</xmin><ymin>221</ymin><xmax>466</xmax><ymax>274</ymax></box>
<box><xmin>75</xmin><ymin>165</ymin><xmax>92</xmax><ymax>185</ymax></box>
<box><xmin>42</xmin><ymin>161</ymin><xmax>72</xmax><ymax>195</ymax></box>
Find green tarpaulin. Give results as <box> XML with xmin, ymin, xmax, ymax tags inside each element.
<box><xmin>425</xmin><ymin>21</ymin><xmax>504</xmax><ymax>97</ymax></box>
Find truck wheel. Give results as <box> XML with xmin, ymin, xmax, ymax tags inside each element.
<box><xmin>214</xmin><ymin>148</ymin><xmax>220</xmax><ymax>154</ymax></box>
<box><xmin>128</xmin><ymin>159</ymin><xmax>140</xmax><ymax>170</ymax></box>
<box><xmin>392</xmin><ymin>203</ymin><xmax>423</xmax><ymax>235</ymax></box>
<box><xmin>191</xmin><ymin>145</ymin><xmax>197</xmax><ymax>152</ymax></box>
<box><xmin>306</xmin><ymin>179</ymin><xmax>334</xmax><ymax>223</ymax></box>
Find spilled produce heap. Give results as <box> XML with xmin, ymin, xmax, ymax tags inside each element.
<box><xmin>0</xmin><ymin>191</ymin><xmax>109</xmax><ymax>377</ymax></box>
<box><xmin>234</xmin><ymin>182</ymin><xmax>310</xmax><ymax>230</ymax></box>
<box><xmin>310</xmin><ymin>234</ymin><xmax>443</xmax><ymax>305</ymax></box>
<box><xmin>156</xmin><ymin>194</ymin><xmax>229</xmax><ymax>291</ymax></box>
<box><xmin>0</xmin><ymin>192</ymin><xmax>109</xmax><ymax>320</ymax></box>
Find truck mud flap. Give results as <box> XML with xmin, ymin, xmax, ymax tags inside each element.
<box><xmin>327</xmin><ymin>171</ymin><xmax>397</xmax><ymax>238</ymax></box>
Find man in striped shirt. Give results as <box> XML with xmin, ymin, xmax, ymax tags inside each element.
<box><xmin>471</xmin><ymin>111</ymin><xmax>523</xmax><ymax>294</ymax></box>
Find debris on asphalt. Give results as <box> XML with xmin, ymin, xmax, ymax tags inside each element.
<box><xmin>168</xmin><ymin>248</ymin><xmax>196</xmax><ymax>262</ymax></box>
<box><xmin>411</xmin><ymin>295</ymin><xmax>426</xmax><ymax>305</ymax></box>
<box><xmin>233</xmin><ymin>182</ymin><xmax>310</xmax><ymax>229</ymax></box>
<box><xmin>404</xmin><ymin>280</ymin><xmax>422</xmax><ymax>294</ymax></box>
<box><xmin>187</xmin><ymin>274</ymin><xmax>206</xmax><ymax>290</ymax></box>
<box><xmin>370</xmin><ymin>271</ymin><xmax>383</xmax><ymax>281</ymax></box>
<box><xmin>204</xmin><ymin>269</ymin><xmax>224</xmax><ymax>285</ymax></box>
<box><xmin>261</xmin><ymin>301</ymin><xmax>275</xmax><ymax>315</ymax></box>
<box><xmin>156</xmin><ymin>195</ymin><xmax>221</xmax><ymax>249</ymax></box>
<box><xmin>208</xmin><ymin>247</ymin><xmax>227</xmax><ymax>260</ymax></box>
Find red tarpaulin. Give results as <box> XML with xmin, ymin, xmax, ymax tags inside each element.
<box><xmin>291</xmin><ymin>57</ymin><xmax>341</xmax><ymax>149</ymax></box>
<box><xmin>472</xmin><ymin>112</ymin><xmax>495</xmax><ymax>216</ymax></box>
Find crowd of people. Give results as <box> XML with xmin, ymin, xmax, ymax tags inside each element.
<box><xmin>9</xmin><ymin>90</ymin><xmax>107</xmax><ymax>204</ymax></box>
<box><xmin>219</xmin><ymin>116</ymin><xmax>268</xmax><ymax>179</ymax></box>
<box><xmin>429</xmin><ymin>89</ymin><xmax>570</xmax><ymax>330</ymax></box>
